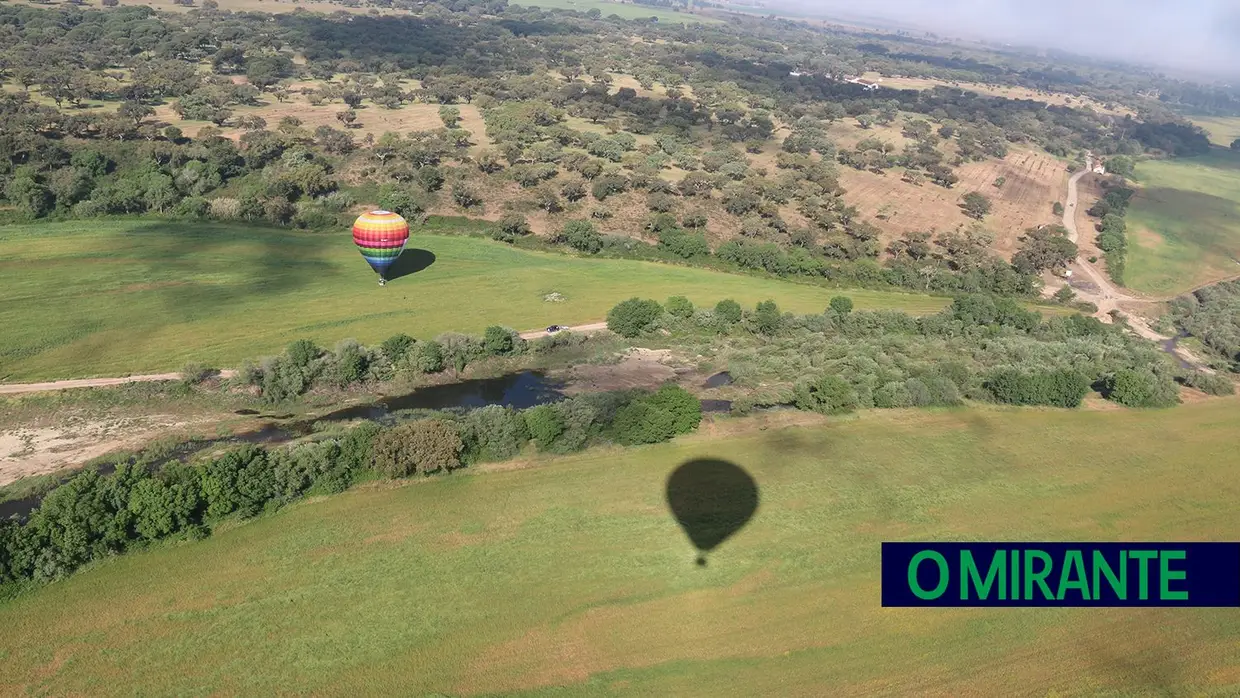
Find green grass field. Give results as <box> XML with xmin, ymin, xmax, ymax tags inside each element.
<box><xmin>511</xmin><ymin>0</ymin><xmax>718</xmax><ymax>23</ymax></box>
<box><xmin>0</xmin><ymin>219</ymin><xmax>956</xmax><ymax>381</ymax></box>
<box><xmin>1125</xmin><ymin>150</ymin><xmax>1240</xmax><ymax>295</ymax></box>
<box><xmin>2</xmin><ymin>401</ymin><xmax>1239</xmax><ymax>695</ymax></box>
<box><xmin>1189</xmin><ymin>115</ymin><xmax>1240</xmax><ymax>147</ymax></box>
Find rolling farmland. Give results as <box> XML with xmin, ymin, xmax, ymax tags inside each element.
<box><xmin>839</xmin><ymin>149</ymin><xmax>1067</xmax><ymax>257</ymax></box>
<box><xmin>1</xmin><ymin>400</ymin><xmax>1238</xmax><ymax>695</ymax></box>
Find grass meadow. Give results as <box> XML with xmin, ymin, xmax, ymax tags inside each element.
<box><xmin>1188</xmin><ymin>115</ymin><xmax>1240</xmax><ymax>147</ymax></box>
<box><xmin>1125</xmin><ymin>149</ymin><xmax>1240</xmax><ymax>295</ymax></box>
<box><xmin>1</xmin><ymin>400</ymin><xmax>1239</xmax><ymax>695</ymax></box>
<box><xmin>510</xmin><ymin>0</ymin><xmax>717</xmax><ymax>23</ymax></box>
<box><xmin>0</xmin><ymin>219</ymin><xmax>957</xmax><ymax>381</ymax></box>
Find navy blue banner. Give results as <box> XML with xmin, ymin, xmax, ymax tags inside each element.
<box><xmin>881</xmin><ymin>542</ymin><xmax>1240</xmax><ymax>607</ymax></box>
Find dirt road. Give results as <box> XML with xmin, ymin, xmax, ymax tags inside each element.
<box><xmin>0</xmin><ymin>323</ymin><xmax>613</xmax><ymax>395</ymax></box>
<box><xmin>518</xmin><ymin>321</ymin><xmax>609</xmax><ymax>340</ymax></box>
<box><xmin>1057</xmin><ymin>158</ymin><xmax>1213</xmax><ymax>370</ymax></box>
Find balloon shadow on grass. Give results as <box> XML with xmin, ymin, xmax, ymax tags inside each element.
<box><xmin>385</xmin><ymin>249</ymin><xmax>437</xmax><ymax>281</ymax></box>
<box><xmin>666</xmin><ymin>458</ymin><xmax>759</xmax><ymax>567</ymax></box>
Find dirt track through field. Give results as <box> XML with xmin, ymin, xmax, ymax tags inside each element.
<box><xmin>0</xmin><ymin>324</ymin><xmax>612</xmax><ymax>395</ymax></box>
<box><xmin>1051</xmin><ymin>158</ymin><xmax>1215</xmax><ymax>371</ymax></box>
<box><xmin>841</xmin><ymin>149</ymin><xmax>1063</xmax><ymax>256</ymax></box>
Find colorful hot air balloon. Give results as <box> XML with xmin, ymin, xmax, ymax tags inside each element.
<box><xmin>352</xmin><ymin>210</ymin><xmax>410</xmax><ymax>286</ymax></box>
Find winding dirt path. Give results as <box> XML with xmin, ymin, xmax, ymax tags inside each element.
<box><xmin>0</xmin><ymin>323</ymin><xmax>613</xmax><ymax>395</ymax></box>
<box><xmin>1057</xmin><ymin>158</ymin><xmax>1213</xmax><ymax>370</ymax></box>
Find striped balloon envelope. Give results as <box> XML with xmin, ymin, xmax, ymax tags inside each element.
<box><xmin>352</xmin><ymin>210</ymin><xmax>410</xmax><ymax>286</ymax></box>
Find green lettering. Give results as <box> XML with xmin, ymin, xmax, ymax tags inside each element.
<box><xmin>1011</xmin><ymin>549</ymin><xmax>1020</xmax><ymax>599</ymax></box>
<box><xmin>908</xmin><ymin>551</ymin><xmax>949</xmax><ymax>600</ymax></box>
<box><xmin>1092</xmin><ymin>550</ymin><xmax>1126</xmax><ymax>600</ymax></box>
<box><xmin>1056</xmin><ymin>550</ymin><xmax>1090</xmax><ymax>600</ymax></box>
<box><xmin>1159</xmin><ymin>550</ymin><xmax>1188</xmax><ymax>601</ymax></box>
<box><xmin>1024</xmin><ymin>550</ymin><xmax>1054</xmax><ymax>600</ymax></box>
<box><xmin>961</xmin><ymin>550</ymin><xmax>1006</xmax><ymax>600</ymax></box>
<box><xmin>1130</xmin><ymin>550</ymin><xmax>1157</xmax><ymax>600</ymax></box>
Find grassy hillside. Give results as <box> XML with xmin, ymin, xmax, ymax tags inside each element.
<box><xmin>2</xmin><ymin>401</ymin><xmax>1239</xmax><ymax>695</ymax></box>
<box><xmin>1125</xmin><ymin>150</ymin><xmax>1240</xmax><ymax>295</ymax></box>
<box><xmin>0</xmin><ymin>219</ymin><xmax>953</xmax><ymax>381</ymax></box>
<box><xmin>1188</xmin><ymin>115</ymin><xmax>1240</xmax><ymax>147</ymax></box>
<box><xmin>511</xmin><ymin>0</ymin><xmax>717</xmax><ymax>23</ymax></box>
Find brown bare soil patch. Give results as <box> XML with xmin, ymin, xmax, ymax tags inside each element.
<box><xmin>824</xmin><ymin>120</ymin><xmax>910</xmax><ymax>152</ymax></box>
<box><xmin>0</xmin><ymin>416</ymin><xmax>204</xmax><ymax>486</ymax></box>
<box><xmin>555</xmin><ymin>348</ymin><xmax>681</xmax><ymax>394</ymax></box>
<box><xmin>840</xmin><ymin>148</ymin><xmax>1065</xmax><ymax>258</ymax></box>
<box><xmin>1073</xmin><ymin>172</ymin><xmax>1108</xmax><ymax>258</ymax></box>
<box><xmin>153</xmin><ymin>92</ymin><xmax>490</xmax><ymax>148</ymax></box>
<box><xmin>860</xmin><ymin>72</ymin><xmax>1132</xmax><ymax>116</ymax></box>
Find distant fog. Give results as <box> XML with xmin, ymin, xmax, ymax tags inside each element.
<box><xmin>770</xmin><ymin>0</ymin><xmax>1240</xmax><ymax>79</ymax></box>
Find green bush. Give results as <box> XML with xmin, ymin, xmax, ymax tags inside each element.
<box><xmin>665</xmin><ymin>295</ymin><xmax>695</xmax><ymax>319</ymax></box>
<box><xmin>829</xmin><ymin>296</ymin><xmax>854</xmax><ymax>315</ymax></box>
<box><xmin>127</xmin><ymin>478</ymin><xmax>202</xmax><ymax>541</ymax></box>
<box><xmin>483</xmin><ymin>326</ymin><xmax>522</xmax><ymax>356</ymax></box>
<box><xmin>754</xmin><ymin>299</ymin><xmax>782</xmax><ymax>335</ymax></box>
<box><xmin>198</xmin><ymin>445</ymin><xmax>276</xmax><ymax>519</ymax></box>
<box><xmin>460</xmin><ymin>406</ymin><xmax>529</xmax><ymax>462</ymax></box>
<box><xmin>1180</xmin><ymin>371</ymin><xmax>1236</xmax><ymax>396</ymax></box>
<box><xmin>331</xmin><ymin>340</ymin><xmax>369</xmax><ymax>386</ymax></box>
<box><xmin>607</xmin><ymin>297</ymin><xmax>664</xmax><ymax>337</ymax></box>
<box><xmin>417</xmin><ymin>340</ymin><xmax>445</xmax><ymax>373</ymax></box>
<box><xmin>714</xmin><ymin>299</ymin><xmax>743</xmax><ymax>325</ymax></box>
<box><xmin>1102</xmin><ymin>369</ymin><xmax>1181</xmax><ymax>407</ymax></box>
<box><xmin>523</xmin><ymin>404</ymin><xmax>565</xmax><ymax>450</ymax></box>
<box><xmin>376</xmin><ymin>184</ymin><xmax>425</xmax><ymax>219</ymax></box>
<box><xmin>285</xmin><ymin>339</ymin><xmax>320</xmax><ymax>368</ymax></box>
<box><xmin>371</xmin><ymin>419</ymin><xmax>464</xmax><ymax>478</ymax></box>
<box><xmin>381</xmin><ymin>333</ymin><xmax>416</xmax><ymax>362</ymax></box>
<box><xmin>557</xmin><ymin>220</ymin><xmax>602</xmax><ymax>254</ymax></box>
<box><xmin>645</xmin><ymin>384</ymin><xmax>703</xmax><ymax>434</ymax></box>
<box><xmin>794</xmin><ymin>374</ymin><xmax>859</xmax><ymax>414</ymax></box>
<box><xmin>612</xmin><ymin>399</ymin><xmax>678</xmax><ymax>445</ymax></box>
<box><xmin>657</xmin><ymin>229</ymin><xmax>711</xmax><ymax>259</ymax></box>
<box><xmin>494</xmin><ymin>213</ymin><xmax>531</xmax><ymax>242</ymax></box>
<box><xmin>874</xmin><ymin>381</ymin><xmax>912</xmax><ymax>408</ymax></box>
<box><xmin>984</xmin><ymin>368</ymin><xmax>1089</xmax><ymax>407</ymax></box>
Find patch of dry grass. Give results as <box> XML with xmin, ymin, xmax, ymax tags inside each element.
<box><xmin>860</xmin><ymin>72</ymin><xmax>1132</xmax><ymax>116</ymax></box>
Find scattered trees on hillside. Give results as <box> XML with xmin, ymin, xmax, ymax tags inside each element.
<box><xmin>961</xmin><ymin>191</ymin><xmax>992</xmax><ymax>220</ymax></box>
<box><xmin>1012</xmin><ymin>225</ymin><xmax>1077</xmax><ymax>274</ymax></box>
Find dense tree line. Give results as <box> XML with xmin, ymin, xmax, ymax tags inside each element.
<box><xmin>1086</xmin><ymin>181</ymin><xmax>1135</xmax><ymax>284</ymax></box>
<box><xmin>0</xmin><ymin>379</ymin><xmax>701</xmax><ymax>595</ymax></box>
<box><xmin>230</xmin><ymin>324</ymin><xmax>541</xmax><ymax>402</ymax></box>
<box><xmin>605</xmin><ymin>291</ymin><xmax>1199</xmax><ymax>413</ymax></box>
<box><xmin>1167</xmin><ymin>280</ymin><xmax>1240</xmax><ymax>375</ymax></box>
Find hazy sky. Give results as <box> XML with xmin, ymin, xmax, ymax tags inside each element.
<box><xmin>774</xmin><ymin>0</ymin><xmax>1240</xmax><ymax>77</ymax></box>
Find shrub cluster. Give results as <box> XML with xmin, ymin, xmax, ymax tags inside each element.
<box><xmin>238</xmin><ymin>326</ymin><xmax>527</xmax><ymax>402</ymax></box>
<box><xmin>0</xmin><ymin>384</ymin><xmax>702</xmax><ymax>594</ymax></box>
<box><xmin>0</xmin><ymin>424</ymin><xmax>378</xmax><ymax>591</ymax></box>
<box><xmin>617</xmin><ymin>292</ymin><xmax>1189</xmax><ymax>413</ymax></box>
<box><xmin>1089</xmin><ymin>184</ymin><xmax>1134</xmax><ymax>285</ymax></box>
<box><xmin>1166</xmin><ymin>279</ymin><xmax>1240</xmax><ymax>372</ymax></box>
